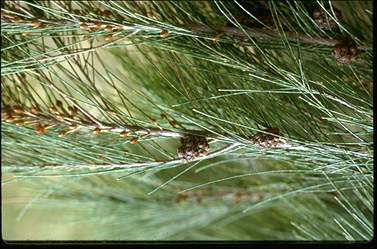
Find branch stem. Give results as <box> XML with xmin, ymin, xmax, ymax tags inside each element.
<box><xmin>1</xmin><ymin>14</ymin><xmax>371</xmax><ymax>50</ymax></box>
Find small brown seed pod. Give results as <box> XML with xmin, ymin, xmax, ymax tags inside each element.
<box><xmin>169</xmin><ymin>120</ymin><xmax>177</xmax><ymax>128</ymax></box>
<box><xmin>14</xmin><ymin>120</ymin><xmax>26</xmax><ymax>127</ymax></box>
<box><xmin>55</xmin><ymin>113</ymin><xmax>65</xmax><ymax>122</ymax></box>
<box><xmin>69</xmin><ymin>124</ymin><xmax>79</xmax><ymax>131</ymax></box>
<box><xmin>146</xmin><ymin>11</ymin><xmax>158</xmax><ymax>20</ymax></box>
<box><xmin>312</xmin><ymin>7</ymin><xmax>341</xmax><ymax>31</ymax></box>
<box><xmin>105</xmin><ymin>25</ymin><xmax>113</xmax><ymax>32</ymax></box>
<box><xmin>31</xmin><ymin>20</ymin><xmax>42</xmax><ymax>28</ymax></box>
<box><xmin>3</xmin><ymin>110</ymin><xmax>14</xmax><ymax>122</ymax></box>
<box><xmin>68</xmin><ymin>106</ymin><xmax>78</xmax><ymax>116</ymax></box>
<box><xmin>95</xmin><ymin>21</ymin><xmax>102</xmax><ymax>29</ymax></box>
<box><xmin>212</xmin><ymin>31</ymin><xmax>225</xmax><ymax>44</ymax></box>
<box><xmin>5</xmin><ymin>116</ymin><xmax>15</xmax><ymax>123</ymax></box>
<box><xmin>3</xmin><ymin>110</ymin><xmax>13</xmax><ymax>121</ymax></box>
<box><xmin>12</xmin><ymin>106</ymin><xmax>23</xmax><ymax>114</ymax></box>
<box><xmin>160</xmin><ymin>30</ymin><xmax>169</xmax><ymax>38</ymax></box>
<box><xmin>149</xmin><ymin>117</ymin><xmax>157</xmax><ymax>125</ymax></box>
<box><xmin>94</xmin><ymin>8</ymin><xmax>102</xmax><ymax>16</ymax></box>
<box><xmin>177</xmin><ymin>135</ymin><xmax>209</xmax><ymax>161</ymax></box>
<box><xmin>90</xmin><ymin>27</ymin><xmax>98</xmax><ymax>32</ymax></box>
<box><xmin>35</xmin><ymin>124</ymin><xmax>47</xmax><ymax>135</ymax></box>
<box><xmin>105</xmin><ymin>34</ymin><xmax>113</xmax><ymax>42</ymax></box>
<box><xmin>120</xmin><ymin>130</ymin><xmax>129</xmax><ymax>137</ymax></box>
<box><xmin>102</xmin><ymin>10</ymin><xmax>112</xmax><ymax>18</ymax></box>
<box><xmin>12</xmin><ymin>16</ymin><xmax>21</xmax><ymax>23</ymax></box>
<box><xmin>80</xmin><ymin>23</ymin><xmax>89</xmax><ymax>31</ymax></box>
<box><xmin>31</xmin><ymin>107</ymin><xmax>40</xmax><ymax>115</ymax></box>
<box><xmin>58</xmin><ymin>130</ymin><xmax>69</xmax><ymax>138</ymax></box>
<box><xmin>48</xmin><ymin>106</ymin><xmax>59</xmax><ymax>115</ymax></box>
<box><xmin>250</xmin><ymin>128</ymin><xmax>288</xmax><ymax>149</ymax></box>
<box><xmin>93</xmin><ymin>127</ymin><xmax>101</xmax><ymax>135</ymax></box>
<box><xmin>176</xmin><ymin>193</ymin><xmax>189</xmax><ymax>203</ymax></box>
<box><xmin>332</xmin><ymin>39</ymin><xmax>359</xmax><ymax>65</ymax></box>
<box><xmin>233</xmin><ymin>192</ymin><xmax>243</xmax><ymax>205</ymax></box>
<box><xmin>130</xmin><ymin>137</ymin><xmax>138</xmax><ymax>144</ymax></box>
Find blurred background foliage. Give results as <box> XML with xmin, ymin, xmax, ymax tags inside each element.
<box><xmin>1</xmin><ymin>0</ymin><xmax>373</xmax><ymax>241</ymax></box>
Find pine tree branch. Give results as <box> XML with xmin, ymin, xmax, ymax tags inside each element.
<box><xmin>2</xmin><ymin>12</ymin><xmax>371</xmax><ymax>51</ymax></box>
<box><xmin>186</xmin><ymin>24</ymin><xmax>337</xmax><ymax>45</ymax></box>
<box><xmin>7</xmin><ymin>143</ymin><xmax>240</xmax><ymax>174</ymax></box>
<box><xmin>1</xmin><ymin>107</ymin><xmax>212</xmax><ymax>139</ymax></box>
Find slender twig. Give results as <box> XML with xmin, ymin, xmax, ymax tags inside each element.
<box><xmin>1</xmin><ymin>14</ymin><xmax>371</xmax><ymax>50</ymax></box>
<box><xmin>184</xmin><ymin>25</ymin><xmax>370</xmax><ymax>50</ymax></box>
<box><xmin>185</xmin><ymin>24</ymin><xmax>338</xmax><ymax>45</ymax></box>
<box><xmin>7</xmin><ymin>143</ymin><xmax>240</xmax><ymax>174</ymax></box>
<box><xmin>8</xmin><ymin>30</ymin><xmax>140</xmax><ymax>65</ymax></box>
<box><xmin>1</xmin><ymin>108</ymin><xmax>211</xmax><ymax>139</ymax></box>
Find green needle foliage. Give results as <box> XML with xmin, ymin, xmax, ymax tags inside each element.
<box><xmin>1</xmin><ymin>0</ymin><xmax>373</xmax><ymax>241</ymax></box>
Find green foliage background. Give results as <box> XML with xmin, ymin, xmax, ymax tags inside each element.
<box><xmin>1</xmin><ymin>0</ymin><xmax>373</xmax><ymax>240</ymax></box>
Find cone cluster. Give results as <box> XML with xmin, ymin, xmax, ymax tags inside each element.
<box><xmin>250</xmin><ymin>128</ymin><xmax>287</xmax><ymax>149</ymax></box>
<box><xmin>312</xmin><ymin>7</ymin><xmax>341</xmax><ymax>31</ymax></box>
<box><xmin>332</xmin><ymin>39</ymin><xmax>359</xmax><ymax>65</ymax></box>
<box><xmin>177</xmin><ymin>135</ymin><xmax>209</xmax><ymax>161</ymax></box>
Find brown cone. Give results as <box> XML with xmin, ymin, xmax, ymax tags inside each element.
<box><xmin>251</xmin><ymin>128</ymin><xmax>287</xmax><ymax>149</ymax></box>
<box><xmin>177</xmin><ymin>135</ymin><xmax>209</xmax><ymax>161</ymax></box>
<box><xmin>313</xmin><ymin>7</ymin><xmax>341</xmax><ymax>31</ymax></box>
<box><xmin>332</xmin><ymin>39</ymin><xmax>359</xmax><ymax>65</ymax></box>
